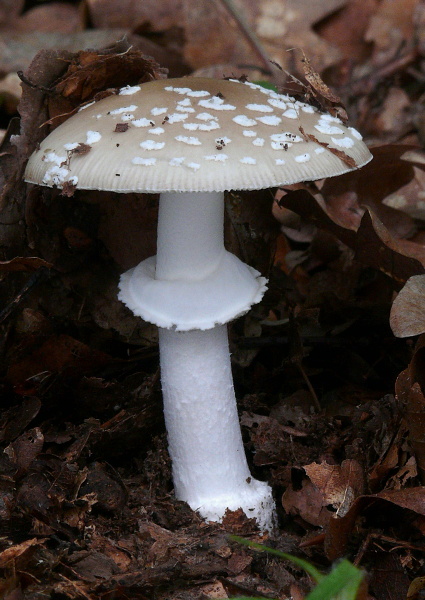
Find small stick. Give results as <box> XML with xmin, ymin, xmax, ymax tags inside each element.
<box><xmin>217</xmin><ymin>0</ymin><xmax>272</xmax><ymax>75</ymax></box>
<box><xmin>0</xmin><ymin>266</ymin><xmax>52</xmax><ymax>325</ymax></box>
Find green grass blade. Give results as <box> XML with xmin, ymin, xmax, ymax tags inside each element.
<box><xmin>228</xmin><ymin>537</ymin><xmax>365</xmax><ymax>600</ymax></box>
<box><xmin>229</xmin><ymin>535</ymin><xmax>323</xmax><ymax>583</ymax></box>
<box><xmin>306</xmin><ymin>559</ymin><xmax>364</xmax><ymax>600</ymax></box>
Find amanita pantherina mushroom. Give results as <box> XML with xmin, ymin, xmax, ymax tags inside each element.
<box><xmin>25</xmin><ymin>77</ymin><xmax>372</xmax><ymax>531</ymax></box>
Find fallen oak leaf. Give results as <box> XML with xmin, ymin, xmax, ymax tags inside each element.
<box><xmin>282</xmin><ymin>477</ymin><xmax>331</xmax><ymax>527</ymax></box>
<box><xmin>280</xmin><ymin>190</ymin><xmax>425</xmax><ymax>283</ymax></box>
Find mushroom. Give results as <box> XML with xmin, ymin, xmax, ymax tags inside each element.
<box><xmin>25</xmin><ymin>77</ymin><xmax>372</xmax><ymax>531</ymax></box>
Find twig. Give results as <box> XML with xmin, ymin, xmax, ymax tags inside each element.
<box><xmin>0</xmin><ymin>266</ymin><xmax>52</xmax><ymax>325</ymax></box>
<box><xmin>341</xmin><ymin>47</ymin><xmax>418</xmax><ymax>97</ymax></box>
<box><xmin>216</xmin><ymin>0</ymin><xmax>272</xmax><ymax>75</ymax></box>
<box><xmin>296</xmin><ymin>359</ymin><xmax>321</xmax><ymax>411</ymax></box>
<box><xmin>219</xmin><ymin>576</ymin><xmax>276</xmax><ymax>598</ymax></box>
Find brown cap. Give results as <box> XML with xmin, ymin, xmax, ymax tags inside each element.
<box><xmin>25</xmin><ymin>77</ymin><xmax>372</xmax><ymax>193</ymax></box>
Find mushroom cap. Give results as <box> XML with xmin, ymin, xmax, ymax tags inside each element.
<box><xmin>25</xmin><ymin>77</ymin><xmax>372</xmax><ymax>193</ymax></box>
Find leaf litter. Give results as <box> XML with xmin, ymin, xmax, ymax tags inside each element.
<box><xmin>1</xmin><ymin>1</ymin><xmax>425</xmax><ymax>599</ymax></box>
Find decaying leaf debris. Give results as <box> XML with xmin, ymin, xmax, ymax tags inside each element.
<box><xmin>1</xmin><ymin>1</ymin><xmax>425</xmax><ymax>598</ymax></box>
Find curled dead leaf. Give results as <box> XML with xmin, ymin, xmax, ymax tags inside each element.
<box><xmin>300</xmin><ymin>50</ymin><xmax>340</xmax><ymax>103</ymax></box>
<box><xmin>0</xmin><ymin>256</ymin><xmax>52</xmax><ymax>272</ymax></box>
<box><xmin>325</xmin><ymin>487</ymin><xmax>425</xmax><ymax>560</ymax></box>
<box><xmin>355</xmin><ymin>208</ymin><xmax>425</xmax><ymax>283</ymax></box>
<box><xmin>299</xmin><ymin>126</ymin><xmax>356</xmax><ymax>168</ymax></box>
<box><xmin>299</xmin><ymin>50</ymin><xmax>348</xmax><ymax>121</ymax></box>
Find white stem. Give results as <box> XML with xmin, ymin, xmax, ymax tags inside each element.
<box><xmin>118</xmin><ymin>191</ymin><xmax>267</xmax><ymax>329</ymax></box>
<box><xmin>119</xmin><ymin>189</ymin><xmax>275</xmax><ymax>529</ymax></box>
<box><xmin>156</xmin><ymin>191</ymin><xmax>224</xmax><ymax>281</ymax></box>
<box><xmin>159</xmin><ymin>326</ymin><xmax>275</xmax><ymax>530</ymax></box>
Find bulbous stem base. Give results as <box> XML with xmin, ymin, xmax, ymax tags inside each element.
<box><xmin>159</xmin><ymin>326</ymin><xmax>276</xmax><ymax>532</ymax></box>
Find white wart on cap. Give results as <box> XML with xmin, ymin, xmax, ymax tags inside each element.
<box><xmin>25</xmin><ymin>77</ymin><xmax>372</xmax><ymax>193</ymax></box>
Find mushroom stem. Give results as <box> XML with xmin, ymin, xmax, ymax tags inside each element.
<box><xmin>153</xmin><ymin>190</ymin><xmax>275</xmax><ymax>531</ymax></box>
<box><xmin>159</xmin><ymin>325</ymin><xmax>275</xmax><ymax>531</ymax></box>
<box><xmin>156</xmin><ymin>191</ymin><xmax>225</xmax><ymax>281</ymax></box>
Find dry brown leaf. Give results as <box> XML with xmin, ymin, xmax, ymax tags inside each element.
<box><xmin>0</xmin><ymin>397</ymin><xmax>42</xmax><ymax>443</ymax></box>
<box><xmin>0</xmin><ymin>28</ymin><xmax>182</xmax><ymax>83</ymax></box>
<box><xmin>221</xmin><ymin>507</ymin><xmax>259</xmax><ymax>533</ymax></box>
<box><xmin>390</xmin><ymin>275</ymin><xmax>425</xmax><ymax>337</ymax></box>
<box><xmin>227</xmin><ymin>551</ymin><xmax>252</xmax><ymax>575</ymax></box>
<box><xmin>0</xmin><ymin>538</ymin><xmax>45</xmax><ymax>569</ymax></box>
<box><xmin>79</xmin><ymin>462</ymin><xmax>127</xmax><ymax>512</ymax></box>
<box><xmin>285</xmin><ymin>145</ymin><xmax>424</xmax><ymax>237</ymax></box>
<box><xmin>300</xmin><ymin>51</ymin><xmax>340</xmax><ymax>104</ymax></box>
<box><xmin>280</xmin><ymin>190</ymin><xmax>425</xmax><ymax>283</ymax></box>
<box><xmin>282</xmin><ymin>478</ymin><xmax>331</xmax><ymax>527</ymax></box>
<box><xmin>53</xmin><ymin>46</ymin><xmax>166</xmax><ymax>105</ymax></box>
<box><xmin>298</xmin><ymin>51</ymin><xmax>348</xmax><ymax>121</ymax></box>
<box><xmin>299</xmin><ymin>127</ymin><xmax>355</xmax><ymax>167</ymax></box>
<box><xmin>199</xmin><ymin>581</ymin><xmax>229</xmax><ymax>599</ymax></box>
<box><xmin>69</xmin><ymin>551</ymin><xmax>122</xmax><ymax>582</ymax></box>
<box><xmin>374</xmin><ymin>87</ymin><xmax>411</xmax><ymax>135</ymax></box>
<box><xmin>6</xmin><ymin>334</ymin><xmax>112</xmax><ymax>384</ymax></box>
<box><xmin>384</xmin><ymin>159</ymin><xmax>425</xmax><ymax>221</ymax></box>
<box><xmin>304</xmin><ymin>459</ymin><xmax>364</xmax><ymax>517</ymax></box>
<box><xmin>6</xmin><ymin>427</ymin><xmax>44</xmax><ymax>474</ymax></box>
<box><xmin>282</xmin><ymin>460</ymin><xmax>364</xmax><ymax>529</ymax></box>
<box><xmin>355</xmin><ymin>208</ymin><xmax>425</xmax><ymax>283</ymax></box>
<box><xmin>0</xmin><ymin>256</ymin><xmax>52</xmax><ymax>272</ymax></box>
<box><xmin>368</xmin><ymin>421</ymin><xmax>411</xmax><ymax>492</ymax></box>
<box><xmin>325</xmin><ymin>487</ymin><xmax>425</xmax><ymax>560</ymax></box>
<box><xmin>322</xmin><ymin>145</ymin><xmax>425</xmax><ymax>206</ymax></box>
